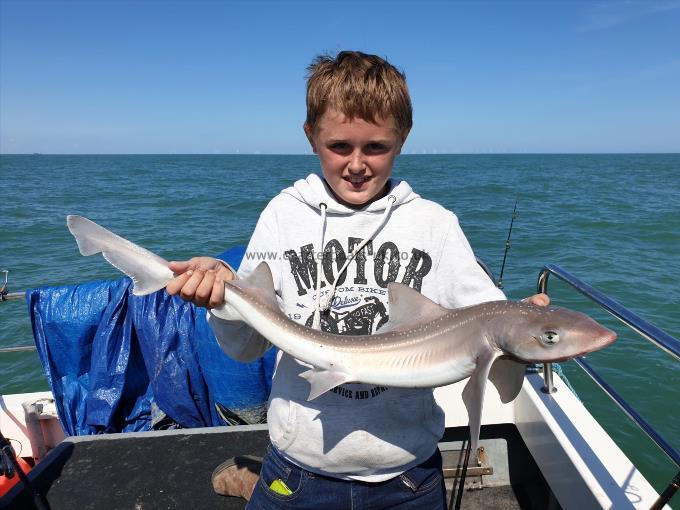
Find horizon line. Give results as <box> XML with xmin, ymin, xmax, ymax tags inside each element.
<box><xmin>2</xmin><ymin>152</ymin><xmax>679</xmax><ymax>156</ymax></box>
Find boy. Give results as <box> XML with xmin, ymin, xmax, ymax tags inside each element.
<box><xmin>167</xmin><ymin>51</ymin><xmax>548</xmax><ymax>509</ymax></box>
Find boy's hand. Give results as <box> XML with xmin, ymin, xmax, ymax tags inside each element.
<box><xmin>522</xmin><ymin>293</ymin><xmax>550</xmax><ymax>307</ymax></box>
<box><xmin>166</xmin><ymin>257</ymin><xmax>235</xmax><ymax>309</ymax></box>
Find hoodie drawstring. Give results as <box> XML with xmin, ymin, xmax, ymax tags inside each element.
<box><xmin>311</xmin><ymin>203</ymin><xmax>328</xmax><ymax>330</ymax></box>
<box><xmin>312</xmin><ymin>195</ymin><xmax>396</xmax><ymax>329</ymax></box>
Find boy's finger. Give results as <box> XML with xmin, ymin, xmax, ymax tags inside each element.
<box><xmin>179</xmin><ymin>270</ymin><xmax>205</xmax><ymax>301</ymax></box>
<box><xmin>166</xmin><ymin>271</ymin><xmax>192</xmax><ymax>295</ymax></box>
<box><xmin>209</xmin><ymin>277</ymin><xmax>226</xmax><ymax>308</ymax></box>
<box><xmin>533</xmin><ymin>293</ymin><xmax>550</xmax><ymax>307</ymax></box>
<box><xmin>168</xmin><ymin>260</ymin><xmax>192</xmax><ymax>275</ymax></box>
<box><xmin>194</xmin><ymin>270</ymin><xmax>216</xmax><ymax>306</ymax></box>
<box><xmin>525</xmin><ymin>293</ymin><xmax>550</xmax><ymax>307</ymax></box>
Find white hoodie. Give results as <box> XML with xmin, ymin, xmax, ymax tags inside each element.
<box><xmin>208</xmin><ymin>173</ymin><xmax>505</xmax><ymax>482</ymax></box>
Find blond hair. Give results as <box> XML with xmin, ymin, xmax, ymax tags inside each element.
<box><xmin>305</xmin><ymin>51</ymin><xmax>412</xmax><ymax>136</ymax></box>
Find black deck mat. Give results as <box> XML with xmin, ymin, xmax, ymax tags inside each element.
<box><xmin>2</xmin><ymin>424</ymin><xmax>555</xmax><ymax>509</ymax></box>
<box><xmin>1</xmin><ymin>428</ymin><xmax>269</xmax><ymax>510</ymax></box>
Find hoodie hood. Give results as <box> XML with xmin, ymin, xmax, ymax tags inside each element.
<box><xmin>282</xmin><ymin>173</ymin><xmax>419</xmax><ymax>214</ymax></box>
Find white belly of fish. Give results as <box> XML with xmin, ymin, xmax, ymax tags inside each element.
<box><xmin>224</xmin><ymin>287</ymin><xmax>479</xmax><ymax>389</ymax></box>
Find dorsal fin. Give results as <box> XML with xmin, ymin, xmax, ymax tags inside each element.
<box><xmin>381</xmin><ymin>282</ymin><xmax>449</xmax><ymax>332</ymax></box>
<box><xmin>227</xmin><ymin>262</ymin><xmax>280</xmax><ymax>312</ymax></box>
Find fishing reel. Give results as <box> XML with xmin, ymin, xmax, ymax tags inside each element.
<box><xmin>0</xmin><ymin>431</ymin><xmax>45</xmax><ymax>508</ymax></box>
<box><xmin>0</xmin><ymin>269</ymin><xmax>8</xmax><ymax>301</ymax></box>
<box><xmin>0</xmin><ymin>435</ymin><xmax>17</xmax><ymax>479</ymax></box>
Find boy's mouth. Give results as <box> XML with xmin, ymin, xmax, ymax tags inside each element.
<box><xmin>345</xmin><ymin>175</ymin><xmax>370</xmax><ymax>188</ymax></box>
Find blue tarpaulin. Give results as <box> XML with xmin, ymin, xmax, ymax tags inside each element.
<box><xmin>27</xmin><ymin>247</ymin><xmax>277</xmax><ymax>436</ymax></box>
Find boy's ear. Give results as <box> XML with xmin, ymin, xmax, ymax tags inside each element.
<box><xmin>303</xmin><ymin>123</ymin><xmax>317</xmax><ymax>153</ymax></box>
<box><xmin>397</xmin><ymin>128</ymin><xmax>411</xmax><ymax>154</ymax></box>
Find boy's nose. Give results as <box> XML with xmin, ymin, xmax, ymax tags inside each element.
<box><xmin>347</xmin><ymin>152</ymin><xmax>366</xmax><ymax>172</ymax></box>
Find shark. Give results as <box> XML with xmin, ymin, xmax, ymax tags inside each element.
<box><xmin>67</xmin><ymin>214</ymin><xmax>617</xmax><ymax>459</ymax></box>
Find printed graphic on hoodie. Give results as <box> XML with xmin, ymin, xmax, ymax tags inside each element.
<box><xmin>303</xmin><ymin>296</ymin><xmax>388</xmax><ymax>335</ymax></box>
<box><xmin>284</xmin><ymin>237</ymin><xmax>432</xmax><ymax>298</ymax></box>
<box><xmin>284</xmin><ymin>237</ymin><xmax>432</xmax><ymax>400</ymax></box>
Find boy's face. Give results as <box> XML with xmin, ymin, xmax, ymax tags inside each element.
<box><xmin>305</xmin><ymin>110</ymin><xmax>408</xmax><ymax>208</ymax></box>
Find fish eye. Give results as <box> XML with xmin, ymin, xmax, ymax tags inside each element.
<box><xmin>540</xmin><ymin>330</ymin><xmax>560</xmax><ymax>345</ymax></box>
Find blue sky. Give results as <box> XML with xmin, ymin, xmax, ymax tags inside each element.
<box><xmin>1</xmin><ymin>0</ymin><xmax>678</xmax><ymax>154</ymax></box>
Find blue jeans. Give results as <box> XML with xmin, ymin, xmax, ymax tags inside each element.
<box><xmin>246</xmin><ymin>445</ymin><xmax>446</xmax><ymax>509</ymax></box>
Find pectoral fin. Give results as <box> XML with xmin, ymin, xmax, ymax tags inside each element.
<box><xmin>488</xmin><ymin>358</ymin><xmax>526</xmax><ymax>404</ymax></box>
<box><xmin>462</xmin><ymin>349</ymin><xmax>500</xmax><ymax>463</ymax></box>
<box><xmin>300</xmin><ymin>368</ymin><xmax>352</xmax><ymax>401</ymax></box>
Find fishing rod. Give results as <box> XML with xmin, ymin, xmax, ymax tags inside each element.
<box><xmin>497</xmin><ymin>200</ymin><xmax>518</xmax><ymax>289</ymax></box>
<box><xmin>452</xmin><ymin>439</ymin><xmax>472</xmax><ymax>510</ymax></box>
<box><xmin>453</xmin><ymin>201</ymin><xmax>518</xmax><ymax>508</ymax></box>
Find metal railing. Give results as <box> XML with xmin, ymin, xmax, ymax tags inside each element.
<box><xmin>537</xmin><ymin>263</ymin><xmax>679</xmax><ymax>509</ymax></box>
<box><xmin>0</xmin><ymin>270</ymin><xmax>24</xmax><ymax>302</ymax></box>
<box><xmin>0</xmin><ymin>269</ymin><xmax>35</xmax><ymax>353</ymax></box>
<box><xmin>1</xmin><ymin>269</ymin><xmax>36</xmax><ymax>353</ymax></box>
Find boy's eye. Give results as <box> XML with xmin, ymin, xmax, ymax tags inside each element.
<box><xmin>365</xmin><ymin>143</ymin><xmax>389</xmax><ymax>154</ymax></box>
<box><xmin>326</xmin><ymin>142</ymin><xmax>390</xmax><ymax>154</ymax></box>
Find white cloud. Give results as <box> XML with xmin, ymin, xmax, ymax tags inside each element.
<box><xmin>578</xmin><ymin>0</ymin><xmax>680</xmax><ymax>31</ymax></box>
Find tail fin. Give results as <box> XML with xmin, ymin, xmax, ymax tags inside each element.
<box><xmin>67</xmin><ymin>215</ymin><xmax>174</xmax><ymax>295</ymax></box>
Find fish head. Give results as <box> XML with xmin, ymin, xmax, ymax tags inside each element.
<box><xmin>498</xmin><ymin>304</ymin><xmax>617</xmax><ymax>363</ymax></box>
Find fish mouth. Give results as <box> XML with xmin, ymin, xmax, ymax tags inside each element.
<box><xmin>565</xmin><ymin>327</ymin><xmax>618</xmax><ymax>358</ymax></box>
<box><xmin>599</xmin><ymin>329</ymin><xmax>618</xmax><ymax>348</ymax></box>
<box><xmin>551</xmin><ymin>329</ymin><xmax>618</xmax><ymax>362</ymax></box>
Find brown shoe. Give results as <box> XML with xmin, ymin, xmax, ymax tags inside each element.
<box><xmin>211</xmin><ymin>455</ymin><xmax>262</xmax><ymax>500</ymax></box>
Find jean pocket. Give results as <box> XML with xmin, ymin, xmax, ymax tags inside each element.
<box><xmin>399</xmin><ymin>450</ymin><xmax>444</xmax><ymax>494</ymax></box>
<box><xmin>259</xmin><ymin>447</ymin><xmax>308</xmax><ymax>501</ymax></box>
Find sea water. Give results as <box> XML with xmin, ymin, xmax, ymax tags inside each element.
<box><xmin>1</xmin><ymin>154</ymin><xmax>678</xmax><ymax>494</ymax></box>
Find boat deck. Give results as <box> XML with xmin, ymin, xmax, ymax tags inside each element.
<box><xmin>1</xmin><ymin>424</ymin><xmax>558</xmax><ymax>509</ymax></box>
